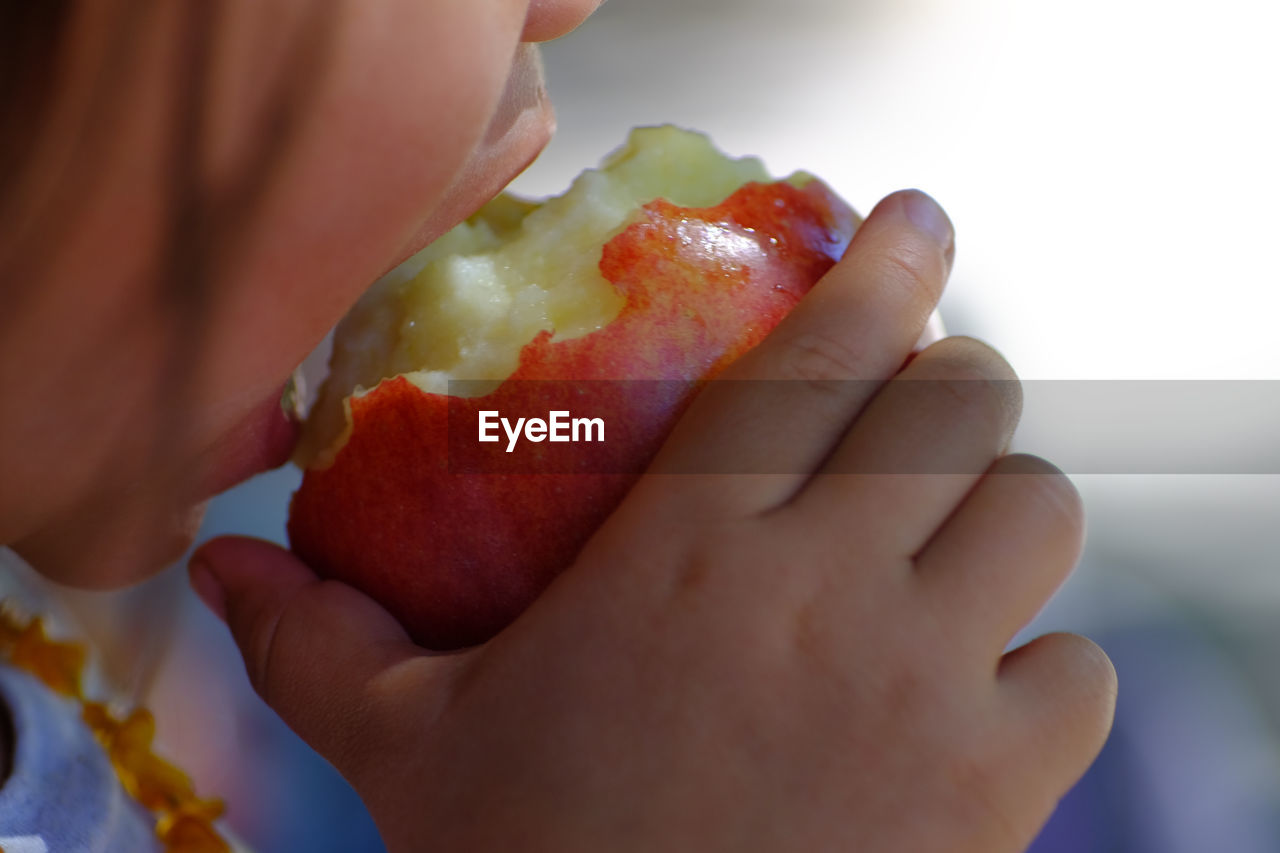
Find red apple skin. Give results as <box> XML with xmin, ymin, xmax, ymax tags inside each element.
<box><xmin>288</xmin><ymin>179</ymin><xmax>857</xmax><ymax>649</ymax></box>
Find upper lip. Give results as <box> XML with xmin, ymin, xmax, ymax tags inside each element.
<box><xmin>485</xmin><ymin>43</ymin><xmax>549</xmax><ymax>147</ymax></box>
<box><xmin>390</xmin><ymin>43</ymin><xmax>555</xmax><ymax>275</ymax></box>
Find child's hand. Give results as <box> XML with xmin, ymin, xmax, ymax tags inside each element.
<box><xmin>192</xmin><ymin>191</ymin><xmax>1116</xmax><ymax>852</ymax></box>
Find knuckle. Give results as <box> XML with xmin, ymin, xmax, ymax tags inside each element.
<box><xmin>242</xmin><ymin>607</ymin><xmax>282</xmax><ymax>702</ymax></box>
<box><xmin>1003</xmin><ymin>455</ymin><xmax>1084</xmax><ymax>531</ymax></box>
<box><xmin>924</xmin><ymin>335</ymin><xmax>1018</xmax><ymax>383</ymax></box>
<box><xmin>874</xmin><ymin>240</ymin><xmax>944</xmax><ymax>306</ymax></box>
<box><xmin>914</xmin><ymin>340</ymin><xmax>1023</xmax><ymax>430</ymax></box>
<box><xmin>932</xmin><ymin>366</ymin><xmax>1015</xmax><ymax>438</ymax></box>
<box><xmin>1058</xmin><ymin>633</ymin><xmax>1119</xmax><ymax>714</ymax></box>
<box><xmin>941</xmin><ymin>370</ymin><xmax>1005</xmax><ymax>423</ymax></box>
<box><xmin>1030</xmin><ymin>633</ymin><xmax>1119</xmax><ymax>751</ymax></box>
<box><xmin>776</xmin><ymin>327</ymin><xmax>866</xmax><ymax>387</ymax></box>
<box><xmin>242</xmin><ymin>581</ymin><xmax>331</xmax><ymax>708</ymax></box>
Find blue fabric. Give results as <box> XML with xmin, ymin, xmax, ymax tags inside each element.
<box><xmin>0</xmin><ymin>665</ymin><xmax>159</xmax><ymax>853</ymax></box>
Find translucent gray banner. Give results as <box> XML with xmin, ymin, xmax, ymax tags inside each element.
<box><xmin>442</xmin><ymin>380</ymin><xmax>1280</xmax><ymax>475</ymax></box>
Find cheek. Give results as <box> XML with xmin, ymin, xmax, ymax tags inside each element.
<box><xmin>198</xmin><ymin>0</ymin><xmax>527</xmax><ymax>414</ymax></box>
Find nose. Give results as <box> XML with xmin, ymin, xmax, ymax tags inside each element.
<box><xmin>521</xmin><ymin>0</ymin><xmax>605</xmax><ymax>43</ymax></box>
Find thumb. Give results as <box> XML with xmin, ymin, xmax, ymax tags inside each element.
<box><xmin>188</xmin><ymin>535</ymin><xmax>462</xmax><ymax>783</ymax></box>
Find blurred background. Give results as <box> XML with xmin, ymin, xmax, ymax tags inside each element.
<box><xmin>80</xmin><ymin>0</ymin><xmax>1280</xmax><ymax>849</ymax></box>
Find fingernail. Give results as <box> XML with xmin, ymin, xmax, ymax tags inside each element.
<box><xmin>901</xmin><ymin>190</ymin><xmax>954</xmax><ymax>259</ymax></box>
<box><xmin>189</xmin><ymin>557</ymin><xmax>228</xmax><ymax>622</ymax></box>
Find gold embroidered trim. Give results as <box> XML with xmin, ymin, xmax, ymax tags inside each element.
<box><xmin>0</xmin><ymin>602</ymin><xmax>230</xmax><ymax>853</ymax></box>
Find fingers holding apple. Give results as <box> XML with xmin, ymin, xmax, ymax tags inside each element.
<box><xmin>646</xmin><ymin>189</ymin><xmax>956</xmax><ymax>514</ymax></box>
<box><xmin>214</xmin><ymin>126</ymin><xmax>1117</xmax><ymax>853</ymax></box>
<box><xmin>288</xmin><ymin>127</ymin><xmax>880</xmax><ymax>649</ymax></box>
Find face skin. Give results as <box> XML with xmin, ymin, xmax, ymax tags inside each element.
<box><xmin>0</xmin><ymin>0</ymin><xmax>603</xmax><ymax>588</ymax></box>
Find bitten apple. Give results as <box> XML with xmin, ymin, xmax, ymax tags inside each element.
<box><xmin>289</xmin><ymin>126</ymin><xmax>860</xmax><ymax>649</ymax></box>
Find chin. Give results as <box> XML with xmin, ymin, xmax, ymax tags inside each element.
<box><xmin>13</xmin><ymin>497</ymin><xmax>207</xmax><ymax>590</ymax></box>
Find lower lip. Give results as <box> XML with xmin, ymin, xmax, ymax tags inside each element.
<box><xmin>200</xmin><ymin>385</ymin><xmax>301</xmax><ymax>499</ymax></box>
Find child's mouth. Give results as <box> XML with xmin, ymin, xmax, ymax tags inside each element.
<box><xmin>197</xmin><ymin>379</ymin><xmax>302</xmax><ymax>500</ymax></box>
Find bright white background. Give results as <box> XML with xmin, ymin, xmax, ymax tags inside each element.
<box><xmin>509</xmin><ymin>0</ymin><xmax>1280</xmax><ymax>620</ymax></box>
